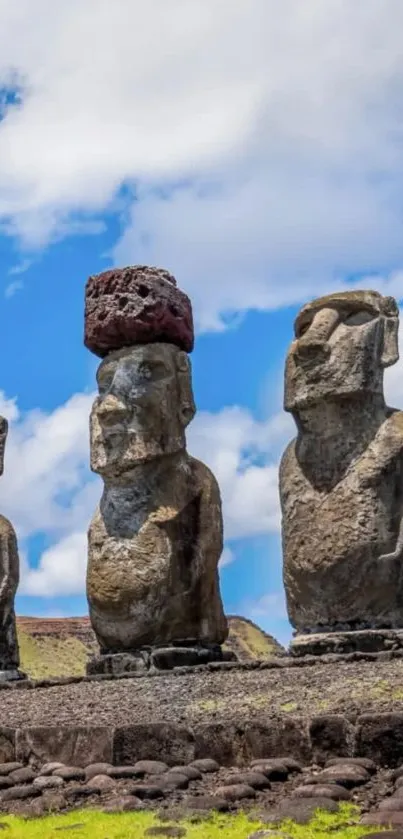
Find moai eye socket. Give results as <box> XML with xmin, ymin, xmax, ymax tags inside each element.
<box><xmin>343</xmin><ymin>310</ymin><xmax>375</xmax><ymax>327</ymax></box>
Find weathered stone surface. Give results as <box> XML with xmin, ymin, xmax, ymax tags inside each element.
<box><xmin>102</xmin><ymin>795</ymin><xmax>144</xmax><ymax>812</ymax></box>
<box><xmin>257</xmin><ymin>798</ymin><xmax>339</xmax><ymax>825</ymax></box>
<box><xmin>309</xmin><ymin>715</ymin><xmax>353</xmax><ymax>764</ymax></box>
<box><xmin>194</xmin><ymin>723</ymin><xmax>246</xmax><ymax>766</ymax></box>
<box><xmin>190</xmin><ymin>759</ymin><xmax>220</xmax><ymax>774</ymax></box>
<box><xmin>84</xmin><ymin>762</ymin><xmax>113</xmax><ymax>781</ymax></box>
<box><xmin>293</xmin><ymin>783</ymin><xmax>351</xmax><ymax>801</ymax></box>
<box><xmin>291</xmin><ymin>629</ymin><xmax>403</xmax><ymax>656</ymax></box>
<box><xmin>16</xmin><ymin>726</ymin><xmax>114</xmax><ymax>768</ymax></box>
<box><xmin>113</xmin><ymin>723</ymin><xmax>195</xmax><ymax>767</ymax></box>
<box><xmin>244</xmin><ymin>719</ymin><xmax>311</xmax><ymax>764</ymax></box>
<box><xmin>84</xmin><ymin>265</ymin><xmax>194</xmax><ymax>357</ymax></box>
<box><xmin>87</xmin><ymin>343</ymin><xmax>227</xmax><ymax>655</ymax></box>
<box><xmin>0</xmin><ymin>762</ymin><xmax>21</xmax><ymax>776</ymax></box>
<box><xmin>53</xmin><ymin>766</ymin><xmax>85</xmax><ymax>781</ymax></box>
<box><xmin>216</xmin><ymin>783</ymin><xmax>256</xmax><ymax>801</ymax></box>
<box><xmin>8</xmin><ymin>767</ymin><xmax>36</xmax><ymax>784</ymax></box>
<box><xmin>1</xmin><ymin>783</ymin><xmax>41</xmax><ymax>801</ymax></box>
<box><xmin>325</xmin><ymin>756</ymin><xmax>376</xmax><ymax>773</ymax></box>
<box><xmin>310</xmin><ymin>764</ymin><xmax>370</xmax><ymax>787</ymax></box>
<box><xmin>33</xmin><ymin>775</ymin><xmax>65</xmax><ymax>790</ymax></box>
<box><xmin>280</xmin><ymin>290</ymin><xmax>403</xmax><ymax>634</ymax></box>
<box><xmin>355</xmin><ymin>714</ymin><xmax>403</xmax><ymax>767</ymax></box>
<box><xmin>87</xmin><ymin>773</ymin><xmax>116</xmax><ymax>792</ymax></box>
<box><xmin>0</xmin><ymin>417</ymin><xmax>23</xmax><ymax>679</ymax></box>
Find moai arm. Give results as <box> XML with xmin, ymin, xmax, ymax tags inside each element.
<box><xmin>378</xmin><ymin>415</ymin><xmax>403</xmax><ymax>562</ymax></box>
<box><xmin>0</xmin><ymin>519</ymin><xmax>18</xmax><ymax>604</ymax></box>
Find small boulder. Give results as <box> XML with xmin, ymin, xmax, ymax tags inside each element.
<box><xmin>84</xmin><ymin>763</ymin><xmax>113</xmax><ymax>781</ymax></box>
<box><xmin>0</xmin><ymin>763</ymin><xmax>23</xmax><ymax>776</ymax></box>
<box><xmin>312</xmin><ymin>764</ymin><xmax>370</xmax><ymax>788</ymax></box>
<box><xmin>126</xmin><ymin>783</ymin><xmax>166</xmax><ymax>800</ymax></box>
<box><xmin>33</xmin><ymin>776</ymin><xmax>65</xmax><ymax>790</ymax></box>
<box><xmin>133</xmin><ymin>760</ymin><xmax>169</xmax><ymax>776</ymax></box>
<box><xmin>361</xmin><ymin>813</ymin><xmax>403</xmax><ymax>827</ymax></box>
<box><xmin>1</xmin><ymin>784</ymin><xmax>41</xmax><ymax>801</ymax></box>
<box><xmin>293</xmin><ymin>784</ymin><xmax>350</xmax><ymax>801</ymax></box>
<box><xmin>325</xmin><ymin>757</ymin><xmax>377</xmax><ymax>774</ymax></box>
<box><xmin>161</xmin><ymin>773</ymin><xmax>189</xmax><ymax>791</ymax></box>
<box><xmin>39</xmin><ymin>762</ymin><xmax>65</xmax><ymax>777</ymax></box>
<box><xmin>87</xmin><ymin>774</ymin><xmax>117</xmax><ymax>792</ymax></box>
<box><xmin>53</xmin><ymin>767</ymin><xmax>85</xmax><ymax>782</ymax></box>
<box><xmin>169</xmin><ymin>766</ymin><xmax>202</xmax><ymax>781</ymax></box>
<box><xmin>216</xmin><ymin>784</ymin><xmax>256</xmax><ymax>802</ymax></box>
<box><xmin>102</xmin><ymin>796</ymin><xmax>144</xmax><ymax>813</ymax></box>
<box><xmin>227</xmin><ymin>772</ymin><xmax>271</xmax><ymax>790</ymax></box>
<box><xmin>190</xmin><ymin>759</ymin><xmax>220</xmax><ymax>774</ymax></box>
<box><xmin>251</xmin><ymin>762</ymin><xmax>288</xmax><ymax>782</ymax></box>
<box><xmin>8</xmin><ymin>768</ymin><xmax>36</xmax><ymax>785</ymax></box>
<box><xmin>182</xmin><ymin>795</ymin><xmax>229</xmax><ymax>813</ymax></box>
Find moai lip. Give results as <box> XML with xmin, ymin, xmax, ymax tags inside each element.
<box><xmin>84</xmin><ymin>265</ymin><xmax>194</xmax><ymax>357</ymax></box>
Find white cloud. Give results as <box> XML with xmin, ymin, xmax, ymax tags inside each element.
<box><xmin>0</xmin><ymin>2</ymin><xmax>403</xmax><ymax>325</ymax></box>
<box><xmin>4</xmin><ymin>279</ymin><xmax>23</xmax><ymax>298</ymax></box>
<box><xmin>21</xmin><ymin>532</ymin><xmax>87</xmax><ymax>596</ymax></box>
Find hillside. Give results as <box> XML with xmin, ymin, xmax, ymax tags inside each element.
<box><xmin>15</xmin><ymin>615</ymin><xmax>284</xmax><ymax>680</ymax></box>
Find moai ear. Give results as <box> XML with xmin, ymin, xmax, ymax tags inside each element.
<box><xmin>0</xmin><ymin>416</ymin><xmax>8</xmax><ymax>477</ymax></box>
<box><xmin>176</xmin><ymin>351</ymin><xmax>196</xmax><ymax>427</ymax></box>
<box><xmin>381</xmin><ymin>315</ymin><xmax>399</xmax><ymax>368</ymax></box>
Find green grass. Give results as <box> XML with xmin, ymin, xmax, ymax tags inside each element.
<box><xmin>18</xmin><ymin>631</ymin><xmax>90</xmax><ymax>679</ymax></box>
<box><xmin>0</xmin><ymin>804</ymin><xmax>388</xmax><ymax>838</ymax></box>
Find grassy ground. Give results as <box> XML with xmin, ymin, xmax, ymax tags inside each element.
<box><xmin>17</xmin><ymin>631</ymin><xmax>90</xmax><ymax>679</ymax></box>
<box><xmin>0</xmin><ymin>805</ymin><xmax>385</xmax><ymax>838</ymax></box>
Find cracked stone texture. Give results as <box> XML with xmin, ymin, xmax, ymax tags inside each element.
<box><xmin>0</xmin><ymin>416</ymin><xmax>21</xmax><ymax>674</ymax></box>
<box><xmin>280</xmin><ymin>290</ymin><xmax>403</xmax><ymax>632</ymax></box>
<box><xmin>87</xmin><ymin>343</ymin><xmax>227</xmax><ymax>651</ymax></box>
<box><xmin>84</xmin><ymin>266</ymin><xmax>194</xmax><ymax>357</ymax></box>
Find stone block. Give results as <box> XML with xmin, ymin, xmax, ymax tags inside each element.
<box><xmin>244</xmin><ymin>718</ymin><xmax>311</xmax><ymax>764</ymax></box>
<box><xmin>0</xmin><ymin>729</ymin><xmax>15</xmax><ymax>764</ymax></box>
<box><xmin>309</xmin><ymin>715</ymin><xmax>353</xmax><ymax>764</ymax></box>
<box><xmin>16</xmin><ymin>726</ymin><xmax>114</xmax><ymax>768</ymax></box>
<box><xmin>113</xmin><ymin>724</ymin><xmax>195</xmax><ymax>767</ymax></box>
<box><xmin>193</xmin><ymin>722</ymin><xmax>246</xmax><ymax>766</ymax></box>
<box><xmin>355</xmin><ymin>714</ymin><xmax>403</xmax><ymax>766</ymax></box>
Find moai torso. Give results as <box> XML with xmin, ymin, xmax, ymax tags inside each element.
<box><xmin>280</xmin><ymin>291</ymin><xmax>403</xmax><ymax>632</ymax></box>
<box><xmin>0</xmin><ymin>419</ymin><xmax>22</xmax><ymax>676</ymax></box>
<box><xmin>84</xmin><ymin>267</ymin><xmax>228</xmax><ymax>656</ymax></box>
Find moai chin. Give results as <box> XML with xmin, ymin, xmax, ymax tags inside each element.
<box><xmin>84</xmin><ymin>266</ymin><xmax>230</xmax><ymax>673</ymax></box>
<box><xmin>0</xmin><ymin>417</ymin><xmax>24</xmax><ymax>680</ymax></box>
<box><xmin>280</xmin><ymin>290</ymin><xmax>403</xmax><ymax>655</ymax></box>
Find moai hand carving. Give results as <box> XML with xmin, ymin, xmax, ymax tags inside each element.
<box><xmin>84</xmin><ymin>266</ymin><xmax>229</xmax><ymax>672</ymax></box>
<box><xmin>0</xmin><ymin>416</ymin><xmax>24</xmax><ymax>679</ymax></box>
<box><xmin>280</xmin><ymin>290</ymin><xmax>403</xmax><ymax>654</ymax></box>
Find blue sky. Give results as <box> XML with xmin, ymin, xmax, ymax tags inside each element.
<box><xmin>1</xmin><ymin>1</ymin><xmax>403</xmax><ymax>648</ymax></box>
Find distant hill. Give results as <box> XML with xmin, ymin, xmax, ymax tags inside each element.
<box><xmin>15</xmin><ymin>615</ymin><xmax>285</xmax><ymax>680</ymax></box>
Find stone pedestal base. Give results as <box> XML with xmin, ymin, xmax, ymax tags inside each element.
<box><xmin>0</xmin><ymin>668</ymin><xmax>26</xmax><ymax>682</ymax></box>
<box><xmin>289</xmin><ymin>628</ymin><xmax>403</xmax><ymax>656</ymax></box>
<box><xmin>86</xmin><ymin>643</ymin><xmax>236</xmax><ymax>676</ymax></box>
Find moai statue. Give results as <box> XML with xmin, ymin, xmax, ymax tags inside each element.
<box><xmin>280</xmin><ymin>290</ymin><xmax>403</xmax><ymax>655</ymax></box>
<box><xmin>0</xmin><ymin>417</ymin><xmax>24</xmax><ymax>679</ymax></box>
<box><xmin>84</xmin><ymin>266</ymin><xmax>230</xmax><ymax>673</ymax></box>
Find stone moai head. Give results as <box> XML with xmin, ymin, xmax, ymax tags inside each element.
<box><xmin>284</xmin><ymin>290</ymin><xmax>399</xmax><ymax>413</ymax></box>
<box><xmin>90</xmin><ymin>343</ymin><xmax>196</xmax><ymax>477</ymax></box>
<box><xmin>84</xmin><ymin>265</ymin><xmax>196</xmax><ymax>478</ymax></box>
<box><xmin>0</xmin><ymin>416</ymin><xmax>8</xmax><ymax>477</ymax></box>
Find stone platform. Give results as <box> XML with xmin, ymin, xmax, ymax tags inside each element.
<box><xmin>86</xmin><ymin>643</ymin><xmax>236</xmax><ymax>675</ymax></box>
<box><xmin>290</xmin><ymin>628</ymin><xmax>403</xmax><ymax>656</ymax></box>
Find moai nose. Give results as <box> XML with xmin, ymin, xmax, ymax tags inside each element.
<box><xmin>295</xmin><ymin>307</ymin><xmax>338</xmax><ymax>363</ymax></box>
<box><xmin>295</xmin><ymin>339</ymin><xmax>330</xmax><ymax>362</ymax></box>
<box><xmin>97</xmin><ymin>394</ymin><xmax>127</xmax><ymax>423</ymax></box>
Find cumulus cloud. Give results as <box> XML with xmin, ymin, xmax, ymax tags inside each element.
<box><xmin>1</xmin><ymin>2</ymin><xmax>403</xmax><ymax>325</ymax></box>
